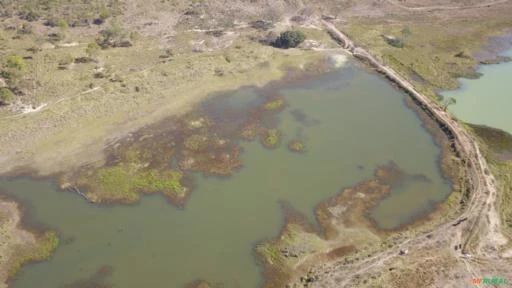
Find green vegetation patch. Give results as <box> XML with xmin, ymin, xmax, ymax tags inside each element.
<box><xmin>8</xmin><ymin>231</ymin><xmax>59</xmax><ymax>277</ymax></box>
<box><xmin>82</xmin><ymin>165</ymin><xmax>186</xmax><ymax>203</ymax></box>
<box><xmin>264</xmin><ymin>98</ymin><xmax>285</xmax><ymax>111</ymax></box>
<box><xmin>261</xmin><ymin>129</ymin><xmax>280</xmax><ymax>148</ymax></box>
<box><xmin>469</xmin><ymin>124</ymin><xmax>512</xmax><ymax>153</ymax></box>
<box><xmin>343</xmin><ymin>18</ymin><xmax>512</xmax><ymax>97</ymax></box>
<box><xmin>287</xmin><ymin>140</ymin><xmax>306</xmax><ymax>153</ymax></box>
<box><xmin>273</xmin><ymin>30</ymin><xmax>306</xmax><ymax>49</ymax></box>
<box><xmin>0</xmin><ymin>88</ymin><xmax>15</xmax><ymax>105</ymax></box>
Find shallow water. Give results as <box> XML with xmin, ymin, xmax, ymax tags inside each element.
<box><xmin>1</xmin><ymin>61</ymin><xmax>451</xmax><ymax>288</ymax></box>
<box><xmin>443</xmin><ymin>48</ymin><xmax>512</xmax><ymax>134</ymax></box>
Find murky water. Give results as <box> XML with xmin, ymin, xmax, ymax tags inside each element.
<box><xmin>0</xmin><ymin>61</ymin><xmax>451</xmax><ymax>288</ymax></box>
<box><xmin>443</xmin><ymin>48</ymin><xmax>512</xmax><ymax>134</ymax></box>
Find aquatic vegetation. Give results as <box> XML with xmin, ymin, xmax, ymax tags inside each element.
<box><xmin>258</xmin><ymin>245</ymin><xmax>282</xmax><ymax>265</ymax></box>
<box><xmin>184</xmin><ymin>134</ymin><xmax>210</xmax><ymax>152</ymax></box>
<box><xmin>264</xmin><ymin>98</ymin><xmax>285</xmax><ymax>111</ymax></box>
<box><xmin>8</xmin><ymin>231</ymin><xmax>59</xmax><ymax>277</ymax></box>
<box><xmin>287</xmin><ymin>140</ymin><xmax>306</xmax><ymax>153</ymax></box>
<box><xmin>79</xmin><ymin>165</ymin><xmax>187</xmax><ymax>203</ymax></box>
<box><xmin>59</xmin><ymin>265</ymin><xmax>113</xmax><ymax>288</ymax></box>
<box><xmin>261</xmin><ymin>129</ymin><xmax>280</xmax><ymax>148</ymax></box>
<box><xmin>239</xmin><ymin>123</ymin><xmax>260</xmax><ymax>141</ymax></box>
<box><xmin>258</xmin><ymin>163</ymin><xmax>437</xmax><ymax>287</ymax></box>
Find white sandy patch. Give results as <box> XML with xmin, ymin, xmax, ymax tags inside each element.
<box><xmin>328</xmin><ymin>54</ymin><xmax>348</xmax><ymax>68</ymax></box>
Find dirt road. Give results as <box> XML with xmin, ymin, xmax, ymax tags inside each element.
<box><xmin>314</xmin><ymin>20</ymin><xmax>509</xmax><ymax>287</ymax></box>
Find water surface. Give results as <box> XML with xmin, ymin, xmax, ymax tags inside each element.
<box><xmin>443</xmin><ymin>48</ymin><xmax>512</xmax><ymax>134</ymax></box>
<box><xmin>1</xmin><ymin>61</ymin><xmax>451</xmax><ymax>288</ymax></box>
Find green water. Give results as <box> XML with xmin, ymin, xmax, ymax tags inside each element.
<box><xmin>443</xmin><ymin>49</ymin><xmax>512</xmax><ymax>134</ymax></box>
<box><xmin>0</xmin><ymin>61</ymin><xmax>451</xmax><ymax>288</ymax></box>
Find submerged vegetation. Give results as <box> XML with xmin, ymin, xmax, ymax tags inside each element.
<box><xmin>264</xmin><ymin>98</ymin><xmax>285</xmax><ymax>111</ymax></box>
<box><xmin>67</xmin><ymin>87</ymin><xmax>304</xmax><ymax>204</ymax></box>
<box><xmin>261</xmin><ymin>129</ymin><xmax>281</xmax><ymax>148</ymax></box>
<box><xmin>287</xmin><ymin>140</ymin><xmax>306</xmax><ymax>153</ymax></box>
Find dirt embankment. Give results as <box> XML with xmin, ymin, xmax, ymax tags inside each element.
<box><xmin>299</xmin><ymin>20</ymin><xmax>510</xmax><ymax>288</ymax></box>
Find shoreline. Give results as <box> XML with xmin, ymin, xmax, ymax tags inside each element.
<box><xmin>0</xmin><ymin>192</ymin><xmax>59</xmax><ymax>288</ymax></box>
<box><xmin>0</xmin><ymin>17</ymin><xmax>510</xmax><ymax>288</ymax></box>
<box><xmin>256</xmin><ymin>20</ymin><xmax>511</xmax><ymax>287</ymax></box>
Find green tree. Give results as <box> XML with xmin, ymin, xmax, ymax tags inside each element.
<box><xmin>273</xmin><ymin>30</ymin><xmax>306</xmax><ymax>49</ymax></box>
<box><xmin>97</xmin><ymin>23</ymin><xmax>124</xmax><ymax>48</ymax></box>
<box><xmin>6</xmin><ymin>55</ymin><xmax>25</xmax><ymax>70</ymax></box>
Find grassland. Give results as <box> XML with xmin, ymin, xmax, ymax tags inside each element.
<box><xmin>0</xmin><ymin>20</ymin><xmax>333</xmax><ymax>176</ymax></box>
<box><xmin>340</xmin><ymin>11</ymin><xmax>512</xmax><ymax>99</ymax></box>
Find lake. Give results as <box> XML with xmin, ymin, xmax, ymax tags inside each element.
<box><xmin>0</xmin><ymin>59</ymin><xmax>451</xmax><ymax>288</ymax></box>
<box><xmin>443</xmin><ymin>48</ymin><xmax>512</xmax><ymax>134</ymax></box>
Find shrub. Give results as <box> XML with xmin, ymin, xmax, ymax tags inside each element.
<box><xmin>58</xmin><ymin>18</ymin><xmax>69</xmax><ymax>29</ymax></box>
<box><xmin>383</xmin><ymin>35</ymin><xmax>404</xmax><ymax>48</ymax></box>
<box><xmin>97</xmin><ymin>23</ymin><xmax>126</xmax><ymax>48</ymax></box>
<box><xmin>273</xmin><ymin>30</ymin><xmax>306</xmax><ymax>49</ymax></box>
<box><xmin>99</xmin><ymin>8</ymin><xmax>112</xmax><ymax>20</ymax></box>
<box><xmin>6</xmin><ymin>55</ymin><xmax>25</xmax><ymax>70</ymax></box>
<box><xmin>0</xmin><ymin>87</ymin><xmax>15</xmax><ymax>105</ymax></box>
<box><xmin>58</xmin><ymin>54</ymin><xmax>74</xmax><ymax>69</ymax></box>
<box><xmin>48</xmin><ymin>32</ymin><xmax>64</xmax><ymax>43</ymax></box>
<box><xmin>85</xmin><ymin>42</ymin><xmax>101</xmax><ymax>58</ymax></box>
<box><xmin>22</xmin><ymin>10</ymin><xmax>40</xmax><ymax>22</ymax></box>
<box><xmin>251</xmin><ymin>20</ymin><xmax>274</xmax><ymax>31</ymax></box>
<box><xmin>19</xmin><ymin>23</ymin><xmax>32</xmax><ymax>34</ymax></box>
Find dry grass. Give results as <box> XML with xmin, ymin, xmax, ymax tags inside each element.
<box><xmin>340</xmin><ymin>8</ymin><xmax>512</xmax><ymax>99</ymax></box>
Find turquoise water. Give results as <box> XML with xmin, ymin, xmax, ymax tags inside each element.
<box><xmin>0</xmin><ymin>62</ymin><xmax>451</xmax><ymax>288</ymax></box>
<box><xmin>443</xmin><ymin>48</ymin><xmax>512</xmax><ymax>134</ymax></box>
